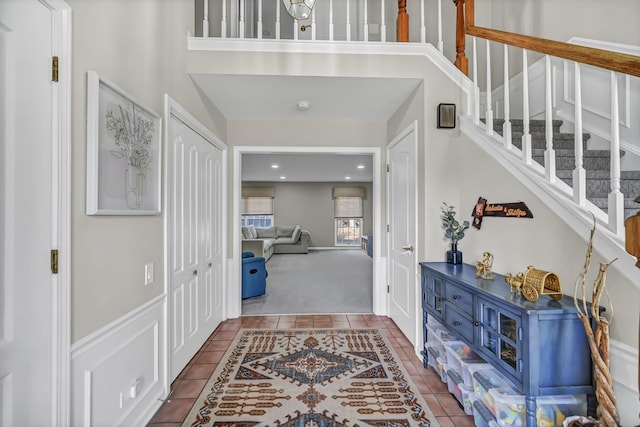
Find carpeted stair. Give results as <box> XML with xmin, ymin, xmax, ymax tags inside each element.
<box><xmin>490</xmin><ymin>119</ymin><xmax>640</xmax><ymax>219</ymax></box>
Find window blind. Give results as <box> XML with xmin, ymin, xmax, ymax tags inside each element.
<box><xmin>242</xmin><ymin>197</ymin><xmax>273</xmax><ymax>215</ymax></box>
<box><xmin>334</xmin><ymin>196</ymin><xmax>363</xmax><ymax>218</ymax></box>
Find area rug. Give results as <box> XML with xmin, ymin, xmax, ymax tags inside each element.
<box><xmin>182</xmin><ymin>328</ymin><xmax>439</xmax><ymax>427</ymax></box>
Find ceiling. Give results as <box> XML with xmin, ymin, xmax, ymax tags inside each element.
<box><xmin>191</xmin><ymin>74</ymin><xmax>420</xmax><ymax>182</ymax></box>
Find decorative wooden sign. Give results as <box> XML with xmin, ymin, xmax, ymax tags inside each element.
<box><xmin>472</xmin><ymin>197</ymin><xmax>533</xmax><ymax>229</ymax></box>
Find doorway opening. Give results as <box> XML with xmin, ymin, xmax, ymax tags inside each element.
<box><xmin>231</xmin><ymin>146</ymin><xmax>385</xmax><ymax>318</ymax></box>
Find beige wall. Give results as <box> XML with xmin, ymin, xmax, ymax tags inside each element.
<box><xmin>68</xmin><ymin>0</ymin><xmax>225</xmax><ymax>342</ymax></box>
<box><xmin>243</xmin><ymin>181</ymin><xmax>374</xmax><ymax>248</ymax></box>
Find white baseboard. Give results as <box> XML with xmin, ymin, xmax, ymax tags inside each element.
<box><xmin>70</xmin><ymin>295</ymin><xmax>166</xmax><ymax>427</ymax></box>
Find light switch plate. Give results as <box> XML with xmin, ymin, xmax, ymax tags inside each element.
<box><xmin>144</xmin><ymin>263</ymin><xmax>154</xmax><ymax>285</ymax></box>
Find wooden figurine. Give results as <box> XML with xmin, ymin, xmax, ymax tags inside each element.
<box><xmin>475</xmin><ymin>251</ymin><xmax>495</xmax><ymax>279</ymax></box>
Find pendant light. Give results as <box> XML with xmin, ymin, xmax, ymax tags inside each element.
<box><xmin>282</xmin><ymin>0</ymin><xmax>316</xmax><ymax>20</ymax></box>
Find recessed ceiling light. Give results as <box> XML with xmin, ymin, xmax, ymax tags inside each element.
<box><xmin>280</xmin><ymin>176</ymin><xmax>286</xmax><ymax>180</ymax></box>
<box><xmin>271</xmin><ymin>164</ymin><xmax>279</xmax><ymax>169</ymax></box>
<box><xmin>345</xmin><ymin>176</ymin><xmax>351</xmax><ymax>180</ymax></box>
<box><xmin>357</xmin><ymin>164</ymin><xmax>365</xmax><ymax>169</ymax></box>
<box><xmin>296</xmin><ymin>101</ymin><xmax>311</xmax><ymax>111</ymax></box>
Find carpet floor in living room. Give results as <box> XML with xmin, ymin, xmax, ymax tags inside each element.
<box><xmin>147</xmin><ymin>314</ymin><xmax>475</xmax><ymax>427</ymax></box>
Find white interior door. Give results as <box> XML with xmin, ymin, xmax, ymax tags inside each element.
<box><xmin>387</xmin><ymin>123</ymin><xmax>418</xmax><ymax>345</ymax></box>
<box><xmin>0</xmin><ymin>1</ymin><xmax>54</xmax><ymax>424</ymax></box>
<box><xmin>168</xmin><ymin>106</ymin><xmax>224</xmax><ymax>380</ymax></box>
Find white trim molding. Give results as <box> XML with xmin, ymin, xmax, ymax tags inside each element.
<box><xmin>70</xmin><ymin>296</ymin><xmax>166</xmax><ymax>427</ymax></box>
<box><xmin>610</xmin><ymin>339</ymin><xmax>640</xmax><ymax>426</ymax></box>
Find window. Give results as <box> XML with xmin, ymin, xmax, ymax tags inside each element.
<box><xmin>334</xmin><ymin>195</ymin><xmax>363</xmax><ymax>246</ymax></box>
<box><xmin>242</xmin><ymin>186</ymin><xmax>276</xmax><ymax>228</ymax></box>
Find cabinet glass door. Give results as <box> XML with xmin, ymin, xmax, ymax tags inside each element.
<box><xmin>477</xmin><ymin>298</ymin><xmax>522</xmax><ymax>379</ymax></box>
<box><xmin>423</xmin><ymin>274</ymin><xmax>444</xmax><ymax>321</ymax></box>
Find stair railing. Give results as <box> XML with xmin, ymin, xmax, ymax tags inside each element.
<box><xmin>457</xmin><ymin>0</ymin><xmax>640</xmax><ymax>237</ymax></box>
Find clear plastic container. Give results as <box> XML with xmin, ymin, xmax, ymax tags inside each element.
<box><xmin>436</xmin><ymin>356</ymin><xmax>448</xmax><ymax>383</ymax></box>
<box><xmin>472</xmin><ymin>367</ymin><xmax>520</xmax><ymax>415</ymax></box>
<box><xmin>425</xmin><ymin>343</ymin><xmax>439</xmax><ymax>369</ymax></box>
<box><xmin>535</xmin><ymin>394</ymin><xmax>587</xmax><ymax>427</ymax></box>
<box><xmin>490</xmin><ymin>387</ymin><xmax>526</xmax><ymax>427</ymax></box>
<box><xmin>460</xmin><ymin>383</ymin><xmax>475</xmax><ymax>415</ymax></box>
<box><xmin>446</xmin><ymin>369</ymin><xmax>464</xmax><ymax>402</ymax></box>
<box><xmin>473</xmin><ymin>398</ymin><xmax>497</xmax><ymax>427</ymax></box>
<box><xmin>445</xmin><ymin>341</ymin><xmax>485</xmax><ymax>379</ymax></box>
<box><xmin>426</xmin><ymin>322</ymin><xmax>459</xmax><ymax>363</ymax></box>
<box><xmin>462</xmin><ymin>361</ymin><xmax>492</xmax><ymax>388</ymax></box>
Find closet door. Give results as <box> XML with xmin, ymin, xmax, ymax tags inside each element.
<box><xmin>168</xmin><ymin>111</ymin><xmax>224</xmax><ymax>380</ymax></box>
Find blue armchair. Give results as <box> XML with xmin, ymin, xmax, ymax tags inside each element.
<box><xmin>242</xmin><ymin>251</ymin><xmax>268</xmax><ymax>299</ymax></box>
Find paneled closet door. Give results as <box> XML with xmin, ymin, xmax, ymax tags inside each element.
<box><xmin>169</xmin><ymin>115</ymin><xmax>224</xmax><ymax>380</ymax></box>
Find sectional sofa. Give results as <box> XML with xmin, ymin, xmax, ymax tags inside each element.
<box><xmin>241</xmin><ymin>224</ymin><xmax>311</xmax><ymax>261</ymax></box>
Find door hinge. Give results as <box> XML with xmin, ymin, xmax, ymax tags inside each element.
<box><xmin>387</xmin><ymin>285</ymin><xmax>390</xmax><ymax>293</ymax></box>
<box><xmin>52</xmin><ymin>56</ymin><xmax>59</xmax><ymax>82</ymax></box>
<box><xmin>387</xmin><ymin>224</ymin><xmax>390</xmax><ymax>232</ymax></box>
<box><xmin>51</xmin><ymin>249</ymin><xmax>59</xmax><ymax>274</ymax></box>
<box><xmin>386</xmin><ymin>164</ymin><xmax>390</xmax><ymax>172</ymax></box>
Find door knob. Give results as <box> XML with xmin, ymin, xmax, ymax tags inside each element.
<box><xmin>401</xmin><ymin>244</ymin><xmax>414</xmax><ymax>254</ymax></box>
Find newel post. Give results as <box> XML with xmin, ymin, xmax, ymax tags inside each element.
<box><xmin>397</xmin><ymin>0</ymin><xmax>409</xmax><ymax>42</ymax></box>
<box><xmin>453</xmin><ymin>0</ymin><xmax>468</xmax><ymax>75</ymax></box>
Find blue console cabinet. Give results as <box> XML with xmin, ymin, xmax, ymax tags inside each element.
<box><xmin>420</xmin><ymin>262</ymin><xmax>596</xmax><ymax>427</ymax></box>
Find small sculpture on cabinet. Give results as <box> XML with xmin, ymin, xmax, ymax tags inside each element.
<box><xmin>504</xmin><ymin>272</ymin><xmax>524</xmax><ymax>294</ymax></box>
<box><xmin>475</xmin><ymin>252</ymin><xmax>496</xmax><ymax>279</ymax></box>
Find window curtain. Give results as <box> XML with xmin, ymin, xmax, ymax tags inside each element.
<box><xmin>242</xmin><ymin>186</ymin><xmax>275</xmax><ymax>215</ymax></box>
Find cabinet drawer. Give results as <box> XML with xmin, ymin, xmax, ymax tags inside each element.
<box><xmin>444</xmin><ymin>304</ymin><xmax>474</xmax><ymax>343</ymax></box>
<box><xmin>445</xmin><ymin>282</ymin><xmax>473</xmax><ymax>316</ymax></box>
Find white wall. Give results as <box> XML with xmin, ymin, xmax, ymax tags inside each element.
<box><xmin>67</xmin><ymin>0</ymin><xmax>226</xmax><ymax>341</ymax></box>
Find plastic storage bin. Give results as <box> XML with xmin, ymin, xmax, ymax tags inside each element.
<box><xmin>535</xmin><ymin>394</ymin><xmax>587</xmax><ymax>427</ymax></box>
<box><xmin>473</xmin><ymin>399</ymin><xmax>497</xmax><ymax>427</ymax></box>
<box><xmin>490</xmin><ymin>387</ymin><xmax>526</xmax><ymax>427</ymax></box>
<box><xmin>445</xmin><ymin>341</ymin><xmax>485</xmax><ymax>380</ymax></box>
<box><xmin>462</xmin><ymin>361</ymin><xmax>492</xmax><ymax>388</ymax></box>
<box><xmin>426</xmin><ymin>322</ymin><xmax>459</xmax><ymax>363</ymax></box>
<box><xmin>472</xmin><ymin>367</ymin><xmax>520</xmax><ymax>415</ymax></box>
<box><xmin>460</xmin><ymin>383</ymin><xmax>475</xmax><ymax>415</ymax></box>
<box><xmin>446</xmin><ymin>369</ymin><xmax>464</xmax><ymax>403</ymax></box>
<box><xmin>436</xmin><ymin>356</ymin><xmax>448</xmax><ymax>383</ymax></box>
<box><xmin>426</xmin><ymin>343</ymin><xmax>439</xmax><ymax>369</ymax></box>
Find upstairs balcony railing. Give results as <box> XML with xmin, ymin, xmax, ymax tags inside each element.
<box><xmin>193</xmin><ymin>0</ymin><xmax>640</xmax><ymax>240</ymax></box>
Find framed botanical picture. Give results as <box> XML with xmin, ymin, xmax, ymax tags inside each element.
<box><xmin>86</xmin><ymin>71</ymin><xmax>161</xmax><ymax>215</ymax></box>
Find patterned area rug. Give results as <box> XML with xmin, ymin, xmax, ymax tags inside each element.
<box><xmin>182</xmin><ymin>328</ymin><xmax>439</xmax><ymax>427</ymax></box>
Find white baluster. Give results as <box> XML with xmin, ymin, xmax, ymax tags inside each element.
<box><xmin>239</xmin><ymin>0</ymin><xmax>245</xmax><ymax>38</ymax></box>
<box><xmin>608</xmin><ymin>71</ymin><xmax>624</xmax><ymax>234</ymax></box>
<box><xmin>544</xmin><ymin>55</ymin><xmax>556</xmax><ymax>183</ymax></box>
<box><xmin>473</xmin><ymin>37</ymin><xmax>479</xmax><ymax>125</ymax></box>
<box><xmin>502</xmin><ymin>44</ymin><xmax>512</xmax><ymax>149</ymax></box>
<box><xmin>420</xmin><ymin>0</ymin><xmax>426</xmax><ymax>43</ymax></box>
<box><xmin>311</xmin><ymin>7</ymin><xmax>316</xmax><ymax>40</ymax></box>
<box><xmin>276</xmin><ymin>0</ymin><xmax>280</xmax><ymax>40</ymax></box>
<box><xmin>329</xmin><ymin>0</ymin><xmax>334</xmax><ymax>41</ymax></box>
<box><xmin>380</xmin><ymin>0</ymin><xmax>386</xmax><ymax>42</ymax></box>
<box><xmin>485</xmin><ymin>40</ymin><xmax>493</xmax><ymax>135</ymax></box>
<box><xmin>294</xmin><ymin>18</ymin><xmax>298</xmax><ymax>40</ymax></box>
<box><xmin>573</xmin><ymin>62</ymin><xmax>586</xmax><ymax>206</ymax></box>
<box><xmin>257</xmin><ymin>0</ymin><xmax>263</xmax><ymax>39</ymax></box>
<box><xmin>521</xmin><ymin>49</ymin><xmax>532</xmax><ymax>164</ymax></box>
<box><xmin>202</xmin><ymin>0</ymin><xmax>209</xmax><ymax>37</ymax></box>
<box><xmin>437</xmin><ymin>0</ymin><xmax>443</xmax><ymax>53</ymax></box>
<box><xmin>360</xmin><ymin>1</ymin><xmax>365</xmax><ymax>42</ymax></box>
<box><xmin>221</xmin><ymin>0</ymin><xmax>227</xmax><ymax>38</ymax></box>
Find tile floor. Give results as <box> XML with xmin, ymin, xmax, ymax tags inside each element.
<box><xmin>146</xmin><ymin>314</ymin><xmax>476</xmax><ymax>427</ymax></box>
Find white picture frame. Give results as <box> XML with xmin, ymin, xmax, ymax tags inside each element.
<box><xmin>86</xmin><ymin>71</ymin><xmax>161</xmax><ymax>215</ymax></box>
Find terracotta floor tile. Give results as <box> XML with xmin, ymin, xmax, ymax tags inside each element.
<box><xmin>436</xmin><ymin>393</ymin><xmax>466</xmax><ymax>416</ymax></box>
<box><xmin>183</xmin><ymin>363</ymin><xmax>216</xmax><ymax>379</ymax></box>
<box><xmin>196</xmin><ymin>350</ymin><xmax>224</xmax><ymax>364</ymax></box>
<box><xmin>170</xmin><ymin>379</ymin><xmax>207</xmax><ymax>399</ymax></box>
<box><xmin>436</xmin><ymin>416</ymin><xmax>456</xmax><ymax>427</ymax></box>
<box><xmin>331</xmin><ymin>321</ymin><xmax>350</xmax><ymax>328</ymax></box>
<box><xmin>148</xmin><ymin>398</ymin><xmax>195</xmax><ymax>423</ymax></box>
<box><xmin>423</xmin><ymin>394</ymin><xmax>447</xmax><ymax>416</ymax></box>
<box><xmin>450</xmin><ymin>414</ymin><xmax>476</xmax><ymax>427</ymax></box>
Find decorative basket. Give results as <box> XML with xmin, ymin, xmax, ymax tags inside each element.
<box><xmin>521</xmin><ymin>265</ymin><xmax>563</xmax><ymax>302</ymax></box>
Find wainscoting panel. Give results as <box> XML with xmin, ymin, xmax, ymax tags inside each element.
<box><xmin>71</xmin><ymin>296</ymin><xmax>166</xmax><ymax>427</ymax></box>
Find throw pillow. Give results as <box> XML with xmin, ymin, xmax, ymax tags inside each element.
<box><xmin>248</xmin><ymin>225</ymin><xmax>257</xmax><ymax>239</ymax></box>
<box><xmin>256</xmin><ymin>226</ymin><xmax>275</xmax><ymax>238</ymax></box>
<box><xmin>276</xmin><ymin>225</ymin><xmax>296</xmax><ymax>238</ymax></box>
<box><xmin>241</xmin><ymin>227</ymin><xmax>250</xmax><ymax>239</ymax></box>
<box><xmin>291</xmin><ymin>225</ymin><xmax>301</xmax><ymax>242</ymax></box>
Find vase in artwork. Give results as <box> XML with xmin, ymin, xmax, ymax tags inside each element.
<box><xmin>125</xmin><ymin>164</ymin><xmax>144</xmax><ymax>209</ymax></box>
<box><xmin>446</xmin><ymin>241</ymin><xmax>463</xmax><ymax>264</ymax></box>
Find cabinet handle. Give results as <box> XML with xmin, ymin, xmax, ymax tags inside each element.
<box><xmin>192</xmin><ymin>269</ymin><xmax>198</xmax><ymax>275</ymax></box>
<box><xmin>453</xmin><ymin>321</ymin><xmax>461</xmax><ymax>326</ymax></box>
<box><xmin>474</xmin><ymin>321</ymin><xmax>480</xmax><ymax>326</ymax></box>
<box><xmin>452</xmin><ymin>295</ymin><xmax>459</xmax><ymax>300</ymax></box>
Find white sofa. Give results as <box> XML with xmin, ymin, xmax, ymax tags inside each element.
<box><xmin>241</xmin><ymin>225</ymin><xmax>311</xmax><ymax>261</ymax></box>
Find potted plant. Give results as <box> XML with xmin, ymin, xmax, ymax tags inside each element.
<box><xmin>441</xmin><ymin>202</ymin><xmax>470</xmax><ymax>264</ymax></box>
